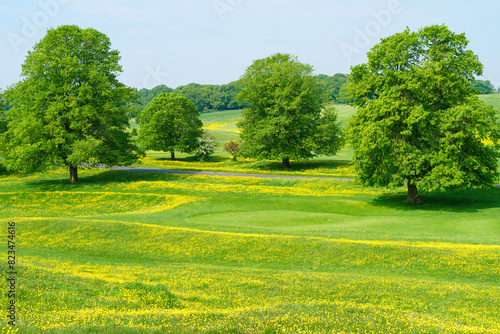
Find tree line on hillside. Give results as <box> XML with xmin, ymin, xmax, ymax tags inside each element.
<box><xmin>470</xmin><ymin>79</ymin><xmax>497</xmax><ymax>95</ymax></box>
<box><xmin>130</xmin><ymin>73</ymin><xmax>353</xmax><ymax>116</ymax></box>
<box><xmin>129</xmin><ymin>76</ymin><xmax>498</xmax><ymax>117</ymax></box>
<box><xmin>130</xmin><ymin>81</ymin><xmax>246</xmax><ymax>115</ymax></box>
<box><xmin>2</xmin><ymin>70</ymin><xmax>498</xmax><ymax>122</ymax></box>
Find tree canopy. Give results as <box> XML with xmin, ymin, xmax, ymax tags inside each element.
<box><xmin>131</xmin><ymin>85</ymin><xmax>174</xmax><ymax>117</ymax></box>
<box><xmin>0</xmin><ymin>25</ymin><xmax>141</xmax><ymax>183</ymax></box>
<box><xmin>347</xmin><ymin>25</ymin><xmax>500</xmax><ymax>204</ymax></box>
<box><xmin>138</xmin><ymin>92</ymin><xmax>203</xmax><ymax>160</ymax></box>
<box><xmin>237</xmin><ymin>53</ymin><xmax>344</xmax><ymax>168</ymax></box>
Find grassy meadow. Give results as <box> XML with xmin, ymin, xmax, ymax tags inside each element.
<box><xmin>479</xmin><ymin>93</ymin><xmax>500</xmax><ymax>112</ymax></box>
<box><xmin>2</xmin><ymin>167</ymin><xmax>500</xmax><ymax>333</ymax></box>
<box><xmin>1</xmin><ymin>96</ymin><xmax>500</xmax><ymax>333</ymax></box>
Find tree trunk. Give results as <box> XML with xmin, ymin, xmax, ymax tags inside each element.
<box><xmin>170</xmin><ymin>151</ymin><xmax>175</xmax><ymax>160</ymax></box>
<box><xmin>406</xmin><ymin>182</ymin><xmax>422</xmax><ymax>205</ymax></box>
<box><xmin>69</xmin><ymin>165</ymin><xmax>79</xmax><ymax>183</ymax></box>
<box><xmin>282</xmin><ymin>158</ymin><xmax>290</xmax><ymax>169</ymax></box>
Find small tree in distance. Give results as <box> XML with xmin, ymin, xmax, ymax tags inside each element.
<box><xmin>195</xmin><ymin>130</ymin><xmax>218</xmax><ymax>161</ymax></box>
<box><xmin>138</xmin><ymin>93</ymin><xmax>203</xmax><ymax>160</ymax></box>
<box><xmin>347</xmin><ymin>25</ymin><xmax>500</xmax><ymax>204</ymax></box>
<box><xmin>223</xmin><ymin>140</ymin><xmax>240</xmax><ymax>161</ymax></box>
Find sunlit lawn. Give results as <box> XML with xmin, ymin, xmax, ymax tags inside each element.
<box><xmin>1</xmin><ymin>166</ymin><xmax>500</xmax><ymax>333</ymax></box>
<box><xmin>1</xmin><ymin>97</ymin><xmax>498</xmax><ymax>333</ymax></box>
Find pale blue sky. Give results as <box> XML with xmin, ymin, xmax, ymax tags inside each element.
<box><xmin>1</xmin><ymin>0</ymin><xmax>499</xmax><ymax>90</ymax></box>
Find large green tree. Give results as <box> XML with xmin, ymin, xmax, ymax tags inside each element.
<box><xmin>138</xmin><ymin>92</ymin><xmax>203</xmax><ymax>160</ymax></box>
<box><xmin>1</xmin><ymin>25</ymin><xmax>141</xmax><ymax>183</ymax></box>
<box><xmin>347</xmin><ymin>25</ymin><xmax>500</xmax><ymax>204</ymax></box>
<box><xmin>237</xmin><ymin>53</ymin><xmax>344</xmax><ymax>168</ymax></box>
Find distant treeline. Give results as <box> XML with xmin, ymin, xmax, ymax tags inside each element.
<box><xmin>2</xmin><ymin>76</ymin><xmax>497</xmax><ymax>120</ymax></box>
<box><xmin>131</xmin><ymin>73</ymin><xmax>352</xmax><ymax>115</ymax></box>
<box><xmin>470</xmin><ymin>80</ymin><xmax>497</xmax><ymax>95</ymax></box>
<box><xmin>131</xmin><ymin>81</ymin><xmax>246</xmax><ymax>114</ymax></box>
<box><xmin>130</xmin><ymin>77</ymin><xmax>498</xmax><ymax>116</ymax></box>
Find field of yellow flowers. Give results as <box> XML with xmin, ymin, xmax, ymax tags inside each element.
<box><xmin>1</xmin><ymin>165</ymin><xmax>500</xmax><ymax>333</ymax></box>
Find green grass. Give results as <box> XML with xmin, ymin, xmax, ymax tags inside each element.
<box><xmin>1</xmin><ymin>167</ymin><xmax>500</xmax><ymax>333</ymax></box>
<box><xmin>200</xmin><ymin>109</ymin><xmax>241</xmax><ymax>144</ymax></box>
<box><xmin>3</xmin><ymin>101</ymin><xmax>496</xmax><ymax>333</ymax></box>
<box><xmin>479</xmin><ymin>93</ymin><xmax>500</xmax><ymax>112</ymax></box>
<box><xmin>200</xmin><ymin>108</ymin><xmax>243</xmax><ymax>124</ymax></box>
<box><xmin>325</xmin><ymin>103</ymin><xmax>357</xmax><ymax>125</ymax></box>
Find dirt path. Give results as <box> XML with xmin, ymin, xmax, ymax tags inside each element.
<box><xmin>108</xmin><ymin>166</ymin><xmax>356</xmax><ymax>181</ymax></box>
<box><xmin>97</xmin><ymin>164</ymin><xmax>500</xmax><ymax>186</ymax></box>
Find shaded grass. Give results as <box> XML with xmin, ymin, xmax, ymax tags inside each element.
<box><xmin>136</xmin><ymin>156</ymin><xmax>356</xmax><ymax>178</ymax></box>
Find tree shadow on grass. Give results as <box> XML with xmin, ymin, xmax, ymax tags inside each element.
<box><xmin>153</xmin><ymin>156</ymin><xmax>227</xmax><ymax>163</ymax></box>
<box><xmin>372</xmin><ymin>188</ymin><xmax>500</xmax><ymax>213</ymax></box>
<box><xmin>0</xmin><ymin>162</ymin><xmax>16</xmax><ymax>177</ymax></box>
<box><xmin>236</xmin><ymin>159</ymin><xmax>352</xmax><ymax>173</ymax></box>
<box><xmin>27</xmin><ymin>169</ymin><xmax>189</xmax><ymax>192</ymax></box>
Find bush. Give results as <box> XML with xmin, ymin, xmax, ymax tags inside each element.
<box><xmin>195</xmin><ymin>130</ymin><xmax>218</xmax><ymax>161</ymax></box>
<box><xmin>223</xmin><ymin>140</ymin><xmax>240</xmax><ymax>161</ymax></box>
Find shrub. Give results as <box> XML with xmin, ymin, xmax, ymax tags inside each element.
<box><xmin>223</xmin><ymin>140</ymin><xmax>240</xmax><ymax>161</ymax></box>
<box><xmin>195</xmin><ymin>130</ymin><xmax>218</xmax><ymax>161</ymax></box>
